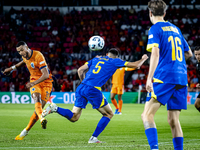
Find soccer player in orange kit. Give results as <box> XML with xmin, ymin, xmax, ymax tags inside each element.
<box><xmin>111</xmin><ymin>67</ymin><xmax>135</xmax><ymax>114</ymax></box>
<box><xmin>3</xmin><ymin>41</ymin><xmax>53</xmax><ymax>140</ymax></box>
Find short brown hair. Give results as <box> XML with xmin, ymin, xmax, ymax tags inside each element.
<box><xmin>148</xmin><ymin>0</ymin><xmax>167</xmax><ymax>16</ymax></box>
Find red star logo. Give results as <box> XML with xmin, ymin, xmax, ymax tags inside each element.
<box><xmin>47</xmin><ymin>95</ymin><xmax>56</xmax><ymax>104</ymax></box>
<box><xmin>187</xmin><ymin>93</ymin><xmax>191</xmax><ymax>104</ymax></box>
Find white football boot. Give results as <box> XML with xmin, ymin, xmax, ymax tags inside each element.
<box><xmin>88</xmin><ymin>136</ymin><xmax>104</xmax><ymax>143</ymax></box>
<box><xmin>42</xmin><ymin>103</ymin><xmax>58</xmax><ymax>117</ymax></box>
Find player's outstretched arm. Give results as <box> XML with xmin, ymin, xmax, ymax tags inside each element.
<box><xmin>26</xmin><ymin>67</ymin><xmax>49</xmax><ymax>88</ymax></box>
<box><xmin>184</xmin><ymin>49</ymin><xmax>193</xmax><ymax>61</ymax></box>
<box><xmin>126</xmin><ymin>54</ymin><xmax>148</xmax><ymax>69</ymax></box>
<box><xmin>78</xmin><ymin>64</ymin><xmax>89</xmax><ymax>82</ymax></box>
<box><xmin>3</xmin><ymin>60</ymin><xmax>25</xmax><ymax>75</ymax></box>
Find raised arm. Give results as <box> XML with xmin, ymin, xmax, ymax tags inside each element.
<box><xmin>78</xmin><ymin>64</ymin><xmax>89</xmax><ymax>82</ymax></box>
<box><xmin>126</xmin><ymin>54</ymin><xmax>148</xmax><ymax>68</ymax></box>
<box><xmin>3</xmin><ymin>60</ymin><xmax>26</xmax><ymax>75</ymax></box>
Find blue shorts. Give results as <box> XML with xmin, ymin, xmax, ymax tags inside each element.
<box><xmin>75</xmin><ymin>83</ymin><xmax>108</xmax><ymax>109</ymax></box>
<box><xmin>146</xmin><ymin>83</ymin><xmax>187</xmax><ymax>110</ymax></box>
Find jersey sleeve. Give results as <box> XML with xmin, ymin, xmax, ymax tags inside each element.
<box><xmin>36</xmin><ymin>52</ymin><xmax>47</xmax><ymax>70</ymax></box>
<box><xmin>146</xmin><ymin>26</ymin><xmax>160</xmax><ymax>52</ymax></box>
<box><xmin>85</xmin><ymin>59</ymin><xmax>92</xmax><ymax>68</ymax></box>
<box><xmin>113</xmin><ymin>58</ymin><xmax>128</xmax><ymax>68</ymax></box>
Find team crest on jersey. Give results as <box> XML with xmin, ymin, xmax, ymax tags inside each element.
<box><xmin>32</xmin><ymin>88</ymin><xmax>35</xmax><ymax>91</ymax></box>
<box><xmin>31</xmin><ymin>62</ymin><xmax>35</xmax><ymax>68</ymax></box>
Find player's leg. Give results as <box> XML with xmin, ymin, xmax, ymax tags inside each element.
<box><xmin>48</xmin><ymin>104</ymin><xmax>82</xmax><ymax>122</ymax></box>
<box><xmin>15</xmin><ymin>94</ymin><xmax>46</xmax><ymax>140</ymax></box>
<box><xmin>117</xmin><ymin>94</ymin><xmax>123</xmax><ymax>114</ymax></box>
<box><xmin>110</xmin><ymin>86</ymin><xmax>119</xmax><ymax>114</ymax></box>
<box><xmin>89</xmin><ymin>103</ymin><xmax>113</xmax><ymax>143</ymax></box>
<box><xmin>32</xmin><ymin>93</ymin><xmax>44</xmax><ymax>121</ymax></box>
<box><xmin>168</xmin><ymin>110</ymin><xmax>183</xmax><ymax>150</ymax></box>
<box><xmin>141</xmin><ymin>98</ymin><xmax>161</xmax><ymax>150</ymax></box>
<box><xmin>194</xmin><ymin>94</ymin><xmax>200</xmax><ymax>112</ymax></box>
<box><xmin>43</xmin><ymin>83</ymin><xmax>86</xmax><ymax>122</ymax></box>
<box><xmin>39</xmin><ymin>83</ymin><xmax>54</xmax><ymax>129</ymax></box>
<box><xmin>26</xmin><ymin>100</ymin><xmax>46</xmax><ymax>131</ymax></box>
<box><xmin>167</xmin><ymin>85</ymin><xmax>187</xmax><ymax>150</ymax></box>
<box><xmin>116</xmin><ymin>86</ymin><xmax>123</xmax><ymax>114</ymax></box>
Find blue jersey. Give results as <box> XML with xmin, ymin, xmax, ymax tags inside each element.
<box><xmin>146</xmin><ymin>21</ymin><xmax>190</xmax><ymax>85</ymax></box>
<box><xmin>82</xmin><ymin>56</ymin><xmax>127</xmax><ymax>87</ymax></box>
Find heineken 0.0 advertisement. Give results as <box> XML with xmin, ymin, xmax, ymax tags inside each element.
<box><xmin>0</xmin><ymin>92</ymin><xmax>197</xmax><ymax>104</ymax></box>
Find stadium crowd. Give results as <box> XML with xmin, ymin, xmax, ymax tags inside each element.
<box><xmin>0</xmin><ymin>6</ymin><xmax>199</xmax><ymax>92</ymax></box>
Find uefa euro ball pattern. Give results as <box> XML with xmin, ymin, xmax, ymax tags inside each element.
<box><xmin>88</xmin><ymin>36</ymin><xmax>105</xmax><ymax>51</ymax></box>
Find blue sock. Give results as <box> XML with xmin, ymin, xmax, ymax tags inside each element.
<box><xmin>56</xmin><ymin>107</ymin><xmax>73</xmax><ymax>120</ymax></box>
<box><xmin>145</xmin><ymin>128</ymin><xmax>159</xmax><ymax>150</ymax></box>
<box><xmin>173</xmin><ymin>137</ymin><xmax>183</xmax><ymax>150</ymax></box>
<box><xmin>92</xmin><ymin>116</ymin><xmax>110</xmax><ymax>137</ymax></box>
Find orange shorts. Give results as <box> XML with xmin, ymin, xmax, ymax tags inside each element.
<box><xmin>30</xmin><ymin>81</ymin><xmax>53</xmax><ymax>102</ymax></box>
<box><xmin>111</xmin><ymin>85</ymin><xmax>124</xmax><ymax>95</ymax></box>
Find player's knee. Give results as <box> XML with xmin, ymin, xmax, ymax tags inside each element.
<box><xmin>70</xmin><ymin>113</ymin><xmax>80</xmax><ymax>122</ymax></box>
<box><xmin>142</xmin><ymin>111</ymin><xmax>154</xmax><ymax>121</ymax></box>
<box><xmin>107</xmin><ymin>113</ymin><xmax>114</xmax><ymax>119</ymax></box>
<box><xmin>110</xmin><ymin>111</ymin><xmax>114</xmax><ymax>118</ymax></box>
<box><xmin>167</xmin><ymin>117</ymin><xmax>178</xmax><ymax>127</ymax></box>
<box><xmin>103</xmin><ymin>111</ymin><xmax>113</xmax><ymax>119</ymax></box>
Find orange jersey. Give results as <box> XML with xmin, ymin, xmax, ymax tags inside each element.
<box><xmin>22</xmin><ymin>50</ymin><xmax>53</xmax><ymax>83</ymax></box>
<box><xmin>112</xmin><ymin>67</ymin><xmax>135</xmax><ymax>86</ymax></box>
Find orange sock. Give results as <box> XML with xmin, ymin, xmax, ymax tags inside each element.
<box><xmin>25</xmin><ymin>112</ymin><xmax>39</xmax><ymax>131</ymax></box>
<box><xmin>35</xmin><ymin>102</ymin><xmax>43</xmax><ymax>121</ymax></box>
<box><xmin>111</xmin><ymin>99</ymin><xmax>119</xmax><ymax>109</ymax></box>
<box><xmin>118</xmin><ymin>100</ymin><xmax>123</xmax><ymax>112</ymax></box>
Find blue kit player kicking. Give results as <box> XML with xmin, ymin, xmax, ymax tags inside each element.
<box><xmin>42</xmin><ymin>48</ymin><xmax>148</xmax><ymax>143</ymax></box>
<box><xmin>141</xmin><ymin>0</ymin><xmax>193</xmax><ymax>150</ymax></box>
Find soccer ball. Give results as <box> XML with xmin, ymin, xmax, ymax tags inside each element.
<box><xmin>88</xmin><ymin>36</ymin><xmax>105</xmax><ymax>51</ymax></box>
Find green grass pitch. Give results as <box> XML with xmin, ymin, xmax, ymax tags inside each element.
<box><xmin>0</xmin><ymin>103</ymin><xmax>199</xmax><ymax>150</ymax></box>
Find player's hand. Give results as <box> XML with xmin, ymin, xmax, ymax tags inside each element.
<box><xmin>146</xmin><ymin>79</ymin><xmax>153</xmax><ymax>93</ymax></box>
<box><xmin>26</xmin><ymin>82</ymin><xmax>35</xmax><ymax>89</ymax></box>
<box><xmin>3</xmin><ymin>68</ymin><xmax>12</xmax><ymax>75</ymax></box>
<box><xmin>196</xmin><ymin>83</ymin><xmax>200</xmax><ymax>88</ymax></box>
<box><xmin>142</xmin><ymin>54</ymin><xmax>148</xmax><ymax>60</ymax></box>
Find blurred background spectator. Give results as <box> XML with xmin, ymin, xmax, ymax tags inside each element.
<box><xmin>0</xmin><ymin>4</ymin><xmax>199</xmax><ymax>92</ymax></box>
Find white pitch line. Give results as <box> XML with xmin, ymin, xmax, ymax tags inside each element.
<box><xmin>0</xmin><ymin>142</ymin><xmax>200</xmax><ymax>149</ymax></box>
<box><xmin>0</xmin><ymin>139</ymin><xmax>199</xmax><ymax>149</ymax></box>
